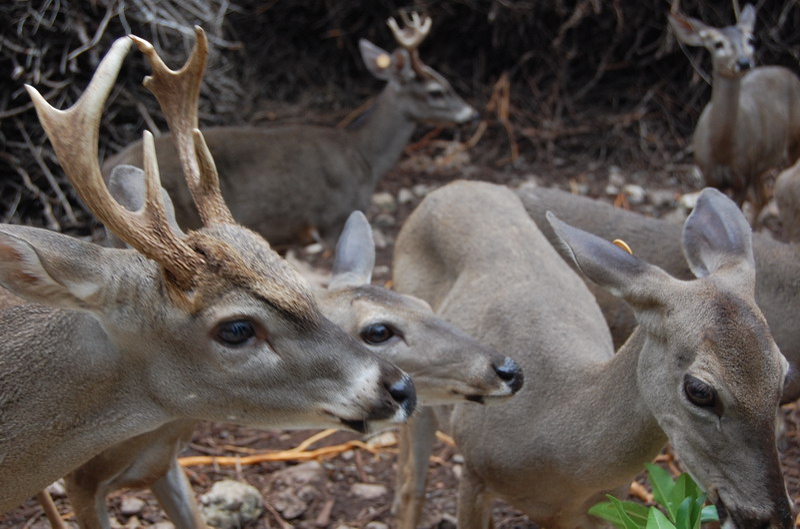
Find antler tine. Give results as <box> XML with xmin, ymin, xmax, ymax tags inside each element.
<box><xmin>25</xmin><ymin>37</ymin><xmax>203</xmax><ymax>288</ymax></box>
<box><xmin>130</xmin><ymin>27</ymin><xmax>235</xmax><ymax>226</ymax></box>
<box><xmin>386</xmin><ymin>11</ymin><xmax>432</xmax><ymax>75</ymax></box>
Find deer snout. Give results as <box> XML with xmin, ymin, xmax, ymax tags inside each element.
<box><xmin>717</xmin><ymin>495</ymin><xmax>794</xmax><ymax>529</ymax></box>
<box><xmin>493</xmin><ymin>356</ymin><xmax>524</xmax><ymax>394</ymax></box>
<box><xmin>735</xmin><ymin>57</ymin><xmax>753</xmax><ymax>72</ymax></box>
<box><xmin>386</xmin><ymin>373</ymin><xmax>417</xmax><ymax>418</ymax></box>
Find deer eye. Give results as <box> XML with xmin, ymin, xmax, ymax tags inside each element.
<box><xmin>684</xmin><ymin>375</ymin><xmax>717</xmax><ymax>408</ymax></box>
<box><xmin>428</xmin><ymin>88</ymin><xmax>445</xmax><ymax>100</ymax></box>
<box><xmin>713</xmin><ymin>40</ymin><xmax>725</xmax><ymax>50</ymax></box>
<box><xmin>361</xmin><ymin>323</ymin><xmax>395</xmax><ymax>344</ymax></box>
<box><xmin>216</xmin><ymin>319</ymin><xmax>256</xmax><ymax>346</ymax></box>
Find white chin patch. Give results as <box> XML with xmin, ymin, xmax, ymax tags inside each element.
<box><xmin>455</xmin><ymin>105</ymin><xmax>475</xmax><ymax>122</ymax></box>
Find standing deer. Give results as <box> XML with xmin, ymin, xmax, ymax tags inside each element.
<box><xmin>0</xmin><ymin>29</ymin><xmax>417</xmax><ymax>517</ymax></box>
<box><xmin>394</xmin><ymin>181</ymin><xmax>792</xmax><ymax>528</ymax></box>
<box><xmin>517</xmin><ymin>185</ymin><xmax>800</xmax><ymax>404</ymax></box>
<box><xmin>102</xmin><ymin>12</ymin><xmax>478</xmax><ymax>247</ymax></box>
<box><xmin>59</xmin><ymin>168</ymin><xmax>522</xmax><ymax>529</ymax></box>
<box><xmin>669</xmin><ymin>4</ymin><xmax>800</xmax><ymax>221</ymax></box>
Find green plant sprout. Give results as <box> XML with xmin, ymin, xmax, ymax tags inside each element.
<box><xmin>588</xmin><ymin>463</ymin><xmax>719</xmax><ymax>529</ymax></box>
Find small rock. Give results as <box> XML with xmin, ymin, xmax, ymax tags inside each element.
<box><xmin>365</xmin><ymin>522</ymin><xmax>390</xmax><ymax>529</ymax></box>
<box><xmin>270</xmin><ymin>489</ymin><xmax>308</xmax><ymax>520</ymax></box>
<box><xmin>373</xmin><ymin>265</ymin><xmax>390</xmax><ymax>278</ymax></box>
<box><xmin>679</xmin><ymin>191</ymin><xmax>702</xmax><ymax>211</ymax></box>
<box><xmin>605</xmin><ymin>184</ymin><xmax>619</xmax><ymax>196</ymax></box>
<box><xmin>303</xmin><ymin>242</ymin><xmax>324</xmax><ymax>255</ymax></box>
<box><xmin>120</xmin><ymin>497</ymin><xmax>145</xmax><ymax>516</ymax></box>
<box><xmin>350</xmin><ymin>482</ymin><xmax>387</xmax><ymax>500</ymax></box>
<box><xmin>436</xmin><ymin>514</ymin><xmax>458</xmax><ymax>529</ymax></box>
<box><xmin>47</xmin><ymin>480</ymin><xmax>67</xmax><ymax>499</ymax></box>
<box><xmin>371</xmin><ymin>192</ymin><xmax>396</xmax><ymax>212</ymax></box>
<box><xmin>398</xmin><ymin>188</ymin><xmax>415</xmax><ymax>204</ymax></box>
<box><xmin>452</xmin><ymin>454</ymin><xmax>464</xmax><ymax>464</ymax></box>
<box><xmin>271</xmin><ymin>461</ymin><xmax>326</xmax><ymax>489</ymax></box>
<box><xmin>373</xmin><ymin>227</ymin><xmax>389</xmax><ymax>250</ymax></box>
<box><xmin>623</xmin><ymin>184</ymin><xmax>646</xmax><ymax>205</ymax></box>
<box><xmin>412</xmin><ymin>184</ymin><xmax>431</xmax><ymax>197</ymax></box>
<box><xmin>608</xmin><ymin>165</ymin><xmax>625</xmax><ymax>186</ymax></box>
<box><xmin>649</xmin><ymin>189</ymin><xmax>677</xmax><ymax>208</ymax></box>
<box><xmin>452</xmin><ymin>464</ymin><xmax>463</xmax><ymax>480</ymax></box>
<box><xmin>152</xmin><ymin>523</ymin><xmax>176</xmax><ymax>529</ymax></box>
<box><xmin>200</xmin><ymin>480</ymin><xmax>264</xmax><ymax>529</ymax></box>
<box><xmin>373</xmin><ymin>213</ymin><xmax>396</xmax><ymax>229</ymax></box>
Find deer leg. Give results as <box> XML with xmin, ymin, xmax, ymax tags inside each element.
<box><xmin>151</xmin><ymin>457</ymin><xmax>209</xmax><ymax>529</ymax></box>
<box><xmin>63</xmin><ymin>473</ymin><xmax>114</xmax><ymax>529</ymax></box>
<box><xmin>456</xmin><ymin>465</ymin><xmax>493</xmax><ymax>529</ymax></box>
<box><xmin>393</xmin><ymin>407</ymin><xmax>438</xmax><ymax>529</ymax></box>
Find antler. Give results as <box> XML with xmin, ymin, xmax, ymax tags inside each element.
<box><xmin>130</xmin><ymin>27</ymin><xmax>234</xmax><ymax>226</ymax></box>
<box><xmin>25</xmin><ymin>37</ymin><xmax>204</xmax><ymax>289</ymax></box>
<box><xmin>387</xmin><ymin>11</ymin><xmax>432</xmax><ymax>75</ymax></box>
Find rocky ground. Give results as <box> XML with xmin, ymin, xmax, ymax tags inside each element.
<box><xmin>2</xmin><ymin>139</ymin><xmax>799</xmax><ymax>528</ymax></box>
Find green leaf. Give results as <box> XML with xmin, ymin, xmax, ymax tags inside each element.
<box><xmin>606</xmin><ymin>494</ymin><xmax>646</xmax><ymax>529</ymax></box>
<box><xmin>589</xmin><ymin>498</ymin><xmax>649</xmax><ymax>528</ymax></box>
<box><xmin>700</xmin><ymin>504</ymin><xmax>720</xmax><ymax>523</ymax></box>
<box><xmin>689</xmin><ymin>495</ymin><xmax>707</xmax><ymax>529</ymax></box>
<box><xmin>646</xmin><ymin>507</ymin><xmax>677</xmax><ymax>529</ymax></box>
<box><xmin>674</xmin><ymin>496</ymin><xmax>694</xmax><ymax>528</ymax></box>
<box><xmin>646</xmin><ymin>464</ymin><xmax>677</xmax><ymax>519</ymax></box>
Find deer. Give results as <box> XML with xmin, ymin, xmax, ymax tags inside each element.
<box><xmin>56</xmin><ymin>166</ymin><xmax>522</xmax><ymax>529</ymax></box>
<box><xmin>669</xmin><ymin>4</ymin><xmax>800</xmax><ymax>222</ymax></box>
<box><xmin>393</xmin><ymin>180</ymin><xmax>792</xmax><ymax>528</ymax></box>
<box><xmin>774</xmin><ymin>158</ymin><xmax>800</xmax><ymax>242</ymax></box>
<box><xmin>0</xmin><ymin>28</ymin><xmax>418</xmax><ymax>517</ymax></box>
<box><xmin>101</xmin><ymin>12</ymin><xmax>479</xmax><ymax>247</ymax></box>
<box><xmin>517</xmin><ymin>184</ymin><xmax>800</xmax><ymax>405</ymax></box>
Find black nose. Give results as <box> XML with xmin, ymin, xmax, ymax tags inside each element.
<box><xmin>736</xmin><ymin>57</ymin><xmax>753</xmax><ymax>71</ymax></box>
<box><xmin>494</xmin><ymin>357</ymin><xmax>524</xmax><ymax>394</ymax></box>
<box><xmin>387</xmin><ymin>374</ymin><xmax>417</xmax><ymax>417</ymax></box>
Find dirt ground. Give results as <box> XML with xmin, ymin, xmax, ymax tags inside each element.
<box><xmin>2</xmin><ymin>138</ymin><xmax>800</xmax><ymax>528</ymax></box>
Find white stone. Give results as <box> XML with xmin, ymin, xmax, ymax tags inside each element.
<box><xmin>200</xmin><ymin>480</ymin><xmax>264</xmax><ymax>529</ymax></box>
<box><xmin>119</xmin><ymin>496</ymin><xmax>145</xmax><ymax>515</ymax></box>
<box><xmin>371</xmin><ymin>192</ymin><xmax>396</xmax><ymax>212</ymax></box>
<box><xmin>350</xmin><ymin>482</ymin><xmax>387</xmax><ymax>500</ymax></box>
<box><xmin>623</xmin><ymin>184</ymin><xmax>646</xmax><ymax>205</ymax></box>
<box><xmin>398</xmin><ymin>188</ymin><xmax>415</xmax><ymax>204</ymax></box>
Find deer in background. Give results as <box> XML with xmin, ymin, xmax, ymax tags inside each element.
<box><xmin>394</xmin><ymin>181</ymin><xmax>792</xmax><ymax>528</ymax></box>
<box><xmin>774</xmin><ymin>158</ymin><xmax>800</xmax><ymax>242</ymax></box>
<box><xmin>669</xmin><ymin>4</ymin><xmax>800</xmax><ymax>222</ymax></box>
<box><xmin>102</xmin><ymin>12</ymin><xmax>478</xmax><ymax>247</ymax></box>
<box><xmin>0</xmin><ymin>29</ymin><xmax>417</xmax><ymax>516</ymax></box>
<box><xmin>59</xmin><ymin>167</ymin><xmax>522</xmax><ymax>529</ymax></box>
<box><xmin>517</xmin><ymin>184</ymin><xmax>800</xmax><ymax>405</ymax></box>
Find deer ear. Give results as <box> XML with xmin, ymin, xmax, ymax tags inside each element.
<box><xmin>668</xmin><ymin>11</ymin><xmax>711</xmax><ymax>47</ymax></box>
<box><xmin>682</xmin><ymin>188</ymin><xmax>754</xmax><ymax>285</ymax></box>
<box><xmin>738</xmin><ymin>4</ymin><xmax>756</xmax><ymax>32</ymax></box>
<box><xmin>0</xmin><ymin>227</ymin><xmax>117</xmax><ymax>311</ymax></box>
<box><xmin>546</xmin><ymin>212</ymin><xmax>671</xmax><ymax>307</ymax></box>
<box><xmin>107</xmin><ymin>164</ymin><xmax>184</xmax><ymax>248</ymax></box>
<box><xmin>329</xmin><ymin>211</ymin><xmax>374</xmax><ymax>289</ymax></box>
<box><xmin>359</xmin><ymin>39</ymin><xmax>394</xmax><ymax>81</ymax></box>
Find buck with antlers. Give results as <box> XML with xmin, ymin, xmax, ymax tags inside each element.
<box><xmin>56</xmin><ymin>167</ymin><xmax>522</xmax><ymax>528</ymax></box>
<box><xmin>669</xmin><ymin>4</ymin><xmax>800</xmax><ymax>221</ymax></box>
<box><xmin>0</xmin><ymin>28</ymin><xmax>418</xmax><ymax>516</ymax></box>
<box><xmin>103</xmin><ymin>12</ymin><xmax>478</xmax><ymax>247</ymax></box>
<box><xmin>394</xmin><ymin>181</ymin><xmax>792</xmax><ymax>528</ymax></box>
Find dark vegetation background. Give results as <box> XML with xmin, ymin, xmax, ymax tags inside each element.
<box><xmin>2</xmin><ymin>0</ymin><xmax>799</xmax><ymax>234</ymax></box>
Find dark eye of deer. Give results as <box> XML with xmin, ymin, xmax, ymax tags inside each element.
<box><xmin>361</xmin><ymin>323</ymin><xmax>394</xmax><ymax>344</ymax></box>
<box><xmin>429</xmin><ymin>89</ymin><xmax>445</xmax><ymax>100</ymax></box>
<box><xmin>714</xmin><ymin>41</ymin><xmax>725</xmax><ymax>50</ymax></box>
<box><xmin>684</xmin><ymin>375</ymin><xmax>716</xmax><ymax>408</ymax></box>
<box><xmin>216</xmin><ymin>320</ymin><xmax>256</xmax><ymax>346</ymax></box>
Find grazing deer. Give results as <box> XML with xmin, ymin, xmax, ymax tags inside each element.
<box><xmin>59</xmin><ymin>168</ymin><xmax>522</xmax><ymax>529</ymax></box>
<box><xmin>517</xmin><ymin>185</ymin><xmax>800</xmax><ymax>404</ymax></box>
<box><xmin>0</xmin><ymin>29</ymin><xmax>417</xmax><ymax>516</ymax></box>
<box><xmin>669</xmin><ymin>4</ymin><xmax>800</xmax><ymax>221</ymax></box>
<box><xmin>102</xmin><ymin>12</ymin><xmax>478</xmax><ymax>247</ymax></box>
<box><xmin>394</xmin><ymin>181</ymin><xmax>792</xmax><ymax>528</ymax></box>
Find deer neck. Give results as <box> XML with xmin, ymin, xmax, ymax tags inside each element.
<box><xmin>581</xmin><ymin>329</ymin><xmax>667</xmax><ymax>469</ymax></box>
<box><xmin>353</xmin><ymin>84</ymin><xmax>418</xmax><ymax>184</ymax></box>
<box><xmin>708</xmin><ymin>71</ymin><xmax>743</xmax><ymax>162</ymax></box>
